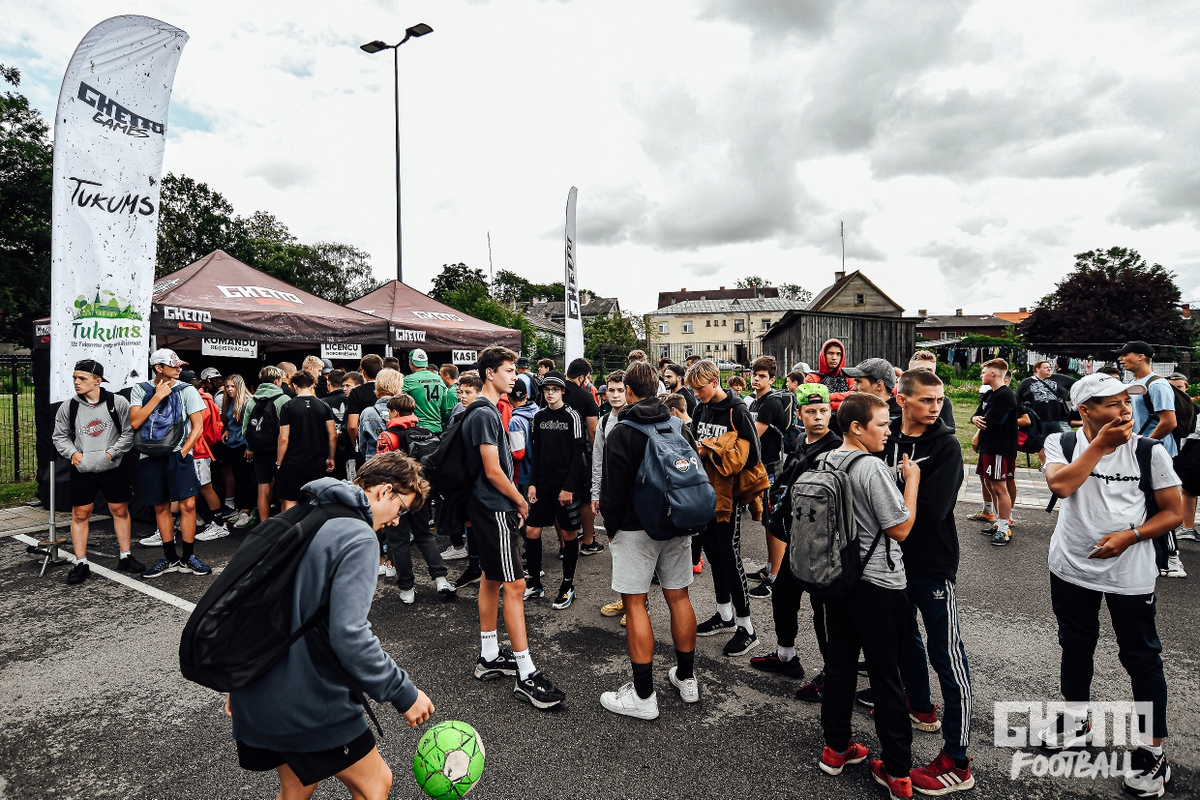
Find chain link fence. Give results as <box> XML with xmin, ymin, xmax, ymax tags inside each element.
<box><xmin>0</xmin><ymin>355</ymin><xmax>35</xmax><ymax>484</ymax></box>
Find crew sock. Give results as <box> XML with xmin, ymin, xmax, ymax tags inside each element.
<box><xmin>182</xmin><ymin>540</ymin><xmax>195</xmax><ymax>562</ymax></box>
<box><xmin>632</xmin><ymin>662</ymin><xmax>654</xmax><ymax>699</ymax></box>
<box><xmin>777</xmin><ymin>645</ymin><xmax>796</xmax><ymax>662</ymax></box>
<box><xmin>119</xmin><ymin>550</ymin><xmax>131</xmax><ymax>560</ymax></box>
<box><xmin>736</xmin><ymin>615</ymin><xmax>754</xmax><ymax>636</ymax></box>
<box><xmin>716</xmin><ymin>602</ymin><xmax>734</xmax><ymax>622</ymax></box>
<box><xmin>562</xmin><ymin>537</ymin><xmax>580</xmax><ymax>582</ymax></box>
<box><xmin>76</xmin><ymin>557</ymin><xmax>89</xmax><ymax>566</ymax></box>
<box><xmin>983</xmin><ymin>502</ymin><xmax>994</xmax><ymax>515</ymax></box>
<box><xmin>526</xmin><ymin>536</ymin><xmax>543</xmax><ymax>585</ymax></box>
<box><xmin>161</xmin><ymin>538</ymin><xmax>178</xmax><ymax>563</ymax></box>
<box><xmin>513</xmin><ymin>648</ymin><xmax>536</xmax><ymax>680</ymax></box>
<box><xmin>480</xmin><ymin>630</ymin><xmax>499</xmax><ymax>662</ymax></box>
<box><xmin>675</xmin><ymin>650</ymin><xmax>695</xmax><ymax>681</ymax></box>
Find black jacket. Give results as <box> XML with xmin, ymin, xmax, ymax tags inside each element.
<box><xmin>879</xmin><ymin>417</ymin><xmax>964</xmax><ymax>580</ymax></box>
<box><xmin>691</xmin><ymin>390</ymin><xmax>762</xmax><ymax>470</ymax></box>
<box><xmin>600</xmin><ymin>399</ymin><xmax>676</xmax><ymax>535</ymax></box>
<box><xmin>767</xmin><ymin>431</ymin><xmax>843</xmax><ymax>540</ymax></box>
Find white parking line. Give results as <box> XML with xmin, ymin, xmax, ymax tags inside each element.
<box><xmin>13</xmin><ymin>534</ymin><xmax>196</xmax><ymax>613</ymax></box>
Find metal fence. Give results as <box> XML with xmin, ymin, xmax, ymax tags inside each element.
<box><xmin>0</xmin><ymin>354</ymin><xmax>35</xmax><ymax>484</ymax></box>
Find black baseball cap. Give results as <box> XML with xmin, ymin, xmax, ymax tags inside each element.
<box><xmin>179</xmin><ymin>368</ymin><xmax>198</xmax><ymax>383</ymax></box>
<box><xmin>516</xmin><ymin>357</ymin><xmax>531</xmax><ymax>369</ymax></box>
<box><xmin>73</xmin><ymin>359</ymin><xmax>107</xmax><ymax>381</ymax></box>
<box><xmin>1116</xmin><ymin>341</ymin><xmax>1154</xmax><ymax>358</ymax></box>
<box><xmin>510</xmin><ymin>376</ymin><xmax>529</xmax><ymax>402</ymax></box>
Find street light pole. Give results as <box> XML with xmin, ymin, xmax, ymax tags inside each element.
<box><xmin>361</xmin><ymin>23</ymin><xmax>433</xmax><ymax>284</ymax></box>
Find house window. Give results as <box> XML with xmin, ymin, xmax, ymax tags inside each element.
<box><xmin>684</xmin><ymin>345</ymin><xmax>694</xmax><ymax>358</ymax></box>
<box><xmin>722</xmin><ymin>344</ymin><xmax>728</xmax><ymax>351</ymax></box>
<box><xmin>705</xmin><ymin>320</ymin><xmax>711</xmax><ymax>327</ymax></box>
<box><xmin>734</xmin><ymin>319</ymin><xmax>745</xmax><ymax>332</ymax></box>
<box><xmin>855</xmin><ymin>293</ymin><xmax>865</xmax><ymax>305</ymax></box>
<box><xmin>682</xmin><ymin>321</ymin><xmax>694</xmax><ymax>334</ymax></box>
<box><xmin>657</xmin><ymin>322</ymin><xmax>669</xmax><ymax>334</ymax></box>
<box><xmin>761</xmin><ymin>319</ymin><xmax>771</xmax><ymax>331</ymax></box>
<box><xmin>706</xmin><ymin>344</ymin><xmax>712</xmax><ymax>351</ymax></box>
<box><xmin>658</xmin><ymin>346</ymin><xmax>669</xmax><ymax>359</ymax></box>
<box><xmin>722</xmin><ymin>319</ymin><xmax>727</xmax><ymax>326</ymax></box>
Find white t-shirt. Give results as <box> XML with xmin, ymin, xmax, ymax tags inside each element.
<box><xmin>1044</xmin><ymin>431</ymin><xmax>1179</xmax><ymax>595</ymax></box>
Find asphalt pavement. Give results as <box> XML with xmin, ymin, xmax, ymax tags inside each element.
<box><xmin>1</xmin><ymin>498</ymin><xmax>1198</xmax><ymax>799</ymax></box>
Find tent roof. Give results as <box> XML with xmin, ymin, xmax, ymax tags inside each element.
<box><xmin>348</xmin><ymin>280</ymin><xmax>522</xmax><ymax>352</ymax></box>
<box><xmin>150</xmin><ymin>251</ymin><xmax>387</xmax><ymax>348</ymax></box>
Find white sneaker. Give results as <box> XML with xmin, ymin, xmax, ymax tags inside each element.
<box><xmin>435</xmin><ymin>576</ymin><xmax>457</xmax><ymax>595</ymax></box>
<box><xmin>378</xmin><ymin>563</ymin><xmax>387</xmax><ymax>577</ymax></box>
<box><xmin>399</xmin><ymin>588</ymin><xmax>416</xmax><ymax>605</ymax></box>
<box><xmin>195</xmin><ymin>522</ymin><xmax>230</xmax><ymax>541</ymax></box>
<box><xmin>600</xmin><ymin>681</ymin><xmax>659</xmax><ymax>720</ymax></box>
<box><xmin>385</xmin><ymin>563</ymin><xmax>398</xmax><ymax>579</ymax></box>
<box><xmin>440</xmin><ymin>545</ymin><xmax>468</xmax><ymax>561</ymax></box>
<box><xmin>668</xmin><ymin>666</ymin><xmax>700</xmax><ymax>704</ymax></box>
<box><xmin>1177</xmin><ymin>528</ymin><xmax>1199</xmax><ymax>542</ymax></box>
<box><xmin>1161</xmin><ymin>554</ymin><xmax>1187</xmax><ymax>578</ymax></box>
<box><xmin>138</xmin><ymin>532</ymin><xmax>163</xmax><ymax>547</ymax></box>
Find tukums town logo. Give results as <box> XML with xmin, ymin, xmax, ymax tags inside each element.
<box><xmin>71</xmin><ymin>288</ymin><xmax>143</xmax><ymax>348</ymax></box>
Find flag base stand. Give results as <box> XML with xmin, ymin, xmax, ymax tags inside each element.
<box><xmin>30</xmin><ymin>458</ymin><xmax>70</xmax><ymax>577</ymax></box>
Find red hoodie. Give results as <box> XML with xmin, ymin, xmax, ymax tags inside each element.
<box><xmin>804</xmin><ymin>337</ymin><xmax>854</xmax><ymax>410</ymax></box>
<box><xmin>376</xmin><ymin>414</ymin><xmax>419</xmax><ymax>455</ymax></box>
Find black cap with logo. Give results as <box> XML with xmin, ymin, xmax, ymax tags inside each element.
<box><xmin>73</xmin><ymin>359</ymin><xmax>107</xmax><ymax>381</ymax></box>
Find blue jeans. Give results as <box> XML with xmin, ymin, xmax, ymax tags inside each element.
<box><xmin>899</xmin><ymin>577</ymin><xmax>973</xmax><ymax>760</ymax></box>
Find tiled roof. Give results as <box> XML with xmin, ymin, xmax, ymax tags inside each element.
<box><xmin>653</xmin><ymin>298</ymin><xmax>811</xmax><ymax>315</ymax></box>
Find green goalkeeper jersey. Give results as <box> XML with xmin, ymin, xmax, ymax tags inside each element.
<box><xmin>403</xmin><ymin>369</ymin><xmax>456</xmax><ymax>433</ymax></box>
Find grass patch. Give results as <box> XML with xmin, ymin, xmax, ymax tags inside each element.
<box><xmin>0</xmin><ymin>481</ymin><xmax>37</xmax><ymax>509</ymax></box>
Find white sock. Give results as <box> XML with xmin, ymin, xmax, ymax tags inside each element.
<box><xmin>716</xmin><ymin>602</ymin><xmax>734</xmax><ymax>622</ymax></box>
<box><xmin>1064</xmin><ymin>702</ymin><xmax>1089</xmax><ymax>725</ymax></box>
<box><xmin>513</xmin><ymin>648</ymin><xmax>536</xmax><ymax>680</ymax></box>
<box><xmin>480</xmin><ymin>630</ymin><xmax>499</xmax><ymax>662</ymax></box>
<box><xmin>995</xmin><ymin>518</ymin><xmax>1010</xmax><ymax>534</ymax></box>
<box><xmin>1139</xmin><ymin>742</ymin><xmax>1163</xmax><ymax>756</ymax></box>
<box><xmin>119</xmin><ymin>550</ymin><xmax>131</xmax><ymax>559</ymax></box>
<box><xmin>736</xmin><ymin>615</ymin><xmax>754</xmax><ymax>636</ymax></box>
<box><xmin>76</xmin><ymin>557</ymin><xmax>89</xmax><ymax>566</ymax></box>
<box><xmin>224</xmin><ymin>499</ymin><xmax>235</xmax><ymax>509</ymax></box>
<box><xmin>777</xmin><ymin>645</ymin><xmax>796</xmax><ymax>661</ymax></box>
<box><xmin>984</xmin><ymin>502</ymin><xmax>994</xmax><ymax>514</ymax></box>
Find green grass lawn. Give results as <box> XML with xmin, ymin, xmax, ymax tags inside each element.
<box><xmin>947</xmin><ymin>381</ymin><xmax>1042</xmax><ymax>470</ymax></box>
<box><xmin>0</xmin><ymin>481</ymin><xmax>37</xmax><ymax>509</ymax></box>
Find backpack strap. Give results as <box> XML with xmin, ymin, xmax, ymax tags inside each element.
<box><xmin>1044</xmin><ymin>430</ymin><xmax>1077</xmax><ymax>513</ymax></box>
<box><xmin>66</xmin><ymin>389</ymin><xmax>122</xmax><ymax>443</ymax></box>
<box><xmin>1135</xmin><ymin>436</ymin><xmax>1161</xmax><ymax>519</ymax></box>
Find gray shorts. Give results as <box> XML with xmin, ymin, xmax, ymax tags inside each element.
<box><xmin>610</xmin><ymin>530</ymin><xmax>694</xmax><ymax>594</ymax></box>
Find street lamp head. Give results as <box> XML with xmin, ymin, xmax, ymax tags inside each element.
<box><xmin>360</xmin><ymin>40</ymin><xmax>390</xmax><ymax>53</ymax></box>
<box><xmin>406</xmin><ymin>23</ymin><xmax>433</xmax><ymax>38</ymax></box>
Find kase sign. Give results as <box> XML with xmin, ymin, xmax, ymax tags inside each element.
<box><xmin>453</xmin><ymin>350</ymin><xmax>478</xmax><ymax>365</ymax></box>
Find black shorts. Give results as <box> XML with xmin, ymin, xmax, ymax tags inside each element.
<box><xmin>1176</xmin><ymin>465</ymin><xmax>1200</xmax><ymax>497</ymax></box>
<box><xmin>253</xmin><ymin>454</ymin><xmax>277</xmax><ymax>485</ymax></box>
<box><xmin>275</xmin><ymin>463</ymin><xmax>328</xmax><ymax>501</ymax></box>
<box><xmin>236</xmin><ymin>728</ymin><xmax>375</xmax><ymax>787</ymax></box>
<box><xmin>68</xmin><ymin>463</ymin><xmax>131</xmax><ymax>507</ymax></box>
<box><xmin>526</xmin><ymin>492</ymin><xmax>582</xmax><ymax>530</ymax></box>
<box><xmin>138</xmin><ymin>452</ymin><xmax>201</xmax><ymax>506</ymax></box>
<box><xmin>467</xmin><ymin>497</ymin><xmax>523</xmax><ymax>583</ymax></box>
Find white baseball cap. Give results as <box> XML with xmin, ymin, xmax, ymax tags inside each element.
<box><xmin>1070</xmin><ymin>372</ymin><xmax>1146</xmax><ymax>409</ymax></box>
<box><xmin>200</xmin><ymin>367</ymin><xmax>221</xmax><ymax>380</ymax></box>
<box><xmin>149</xmin><ymin>348</ymin><xmax>187</xmax><ymax>368</ymax></box>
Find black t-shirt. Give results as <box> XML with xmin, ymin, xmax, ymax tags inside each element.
<box><xmin>563</xmin><ymin>382</ymin><xmax>599</xmax><ymax>427</ymax></box>
<box><xmin>279</xmin><ymin>395</ymin><xmax>334</xmax><ymax>469</ymax></box>
<box><xmin>323</xmin><ymin>393</ymin><xmax>348</xmax><ymax>434</ymax></box>
<box><xmin>975</xmin><ymin>385</ymin><xmax>1019</xmax><ymax>456</ymax></box>
<box><xmin>346</xmin><ymin>382</ymin><xmax>377</xmax><ymax>418</ymax></box>
<box><xmin>1016</xmin><ymin>374</ymin><xmax>1075</xmax><ymax>423</ymax></box>
<box><xmin>750</xmin><ymin>391</ymin><xmax>788</xmax><ymax>465</ymax></box>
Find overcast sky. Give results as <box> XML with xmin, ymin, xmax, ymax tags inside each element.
<box><xmin>5</xmin><ymin>0</ymin><xmax>1200</xmax><ymax>316</ymax></box>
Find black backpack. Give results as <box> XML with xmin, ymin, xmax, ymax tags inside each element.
<box><xmin>1045</xmin><ymin>431</ymin><xmax>1176</xmax><ymax>570</ymax></box>
<box><xmin>1017</xmin><ymin>403</ymin><xmax>1045</xmax><ymax>454</ymax></box>
<box><xmin>178</xmin><ymin>502</ymin><xmax>384</xmax><ymax>731</ymax></box>
<box><xmin>420</xmin><ymin>398</ymin><xmax>492</xmax><ymax>506</ymax></box>
<box><xmin>1143</xmin><ymin>375</ymin><xmax>1196</xmax><ymax>447</ymax></box>
<box><xmin>619</xmin><ymin>416</ymin><xmax>716</xmax><ymax>540</ymax></box>
<box><xmin>67</xmin><ymin>389</ymin><xmax>122</xmax><ymax>442</ymax></box>
<box><xmin>245</xmin><ymin>396</ymin><xmax>281</xmax><ymax>452</ymax></box>
<box><xmin>405</xmin><ymin>427</ymin><xmax>441</xmax><ymax>461</ymax></box>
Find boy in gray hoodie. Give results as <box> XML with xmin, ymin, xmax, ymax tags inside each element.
<box><xmin>229</xmin><ymin>452</ymin><xmax>436</xmax><ymax>796</ymax></box>
<box><xmin>52</xmin><ymin>359</ymin><xmax>140</xmax><ymax>584</ymax></box>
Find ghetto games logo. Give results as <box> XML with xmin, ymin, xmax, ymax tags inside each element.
<box><xmin>995</xmin><ymin>701</ymin><xmax>1152</xmax><ymax>781</ymax></box>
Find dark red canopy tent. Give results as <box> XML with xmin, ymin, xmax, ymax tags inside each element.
<box><xmin>348</xmin><ymin>280</ymin><xmax>522</xmax><ymax>360</ymax></box>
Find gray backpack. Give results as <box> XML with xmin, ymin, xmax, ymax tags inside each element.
<box><xmin>788</xmin><ymin>451</ymin><xmax>886</xmax><ymax>599</ymax></box>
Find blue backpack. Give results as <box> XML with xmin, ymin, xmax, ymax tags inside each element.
<box><xmin>134</xmin><ymin>382</ymin><xmax>186</xmax><ymax>456</ymax></box>
<box><xmin>619</xmin><ymin>416</ymin><xmax>716</xmax><ymax>540</ymax></box>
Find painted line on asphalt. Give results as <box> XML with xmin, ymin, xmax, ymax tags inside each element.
<box><xmin>13</xmin><ymin>534</ymin><xmax>196</xmax><ymax>613</ymax></box>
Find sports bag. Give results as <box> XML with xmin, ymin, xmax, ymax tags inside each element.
<box><xmin>619</xmin><ymin>416</ymin><xmax>716</xmax><ymax>540</ymax></box>
<box><xmin>405</xmin><ymin>427</ymin><xmax>441</xmax><ymax>461</ymax></box>
<box><xmin>1142</xmin><ymin>375</ymin><xmax>1196</xmax><ymax>447</ymax></box>
<box><xmin>420</xmin><ymin>398</ymin><xmax>492</xmax><ymax>506</ymax></box>
<box><xmin>788</xmin><ymin>451</ymin><xmax>889</xmax><ymax>599</ymax></box>
<box><xmin>178</xmin><ymin>501</ymin><xmax>385</xmax><ymax>732</ymax></box>
<box><xmin>1017</xmin><ymin>403</ymin><xmax>1045</xmax><ymax>454</ymax></box>
<box><xmin>133</xmin><ymin>382</ymin><xmax>186</xmax><ymax>456</ymax></box>
<box><xmin>244</xmin><ymin>396</ymin><xmax>281</xmax><ymax>452</ymax></box>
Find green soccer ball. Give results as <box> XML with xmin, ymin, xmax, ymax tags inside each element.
<box><xmin>413</xmin><ymin>720</ymin><xmax>486</xmax><ymax>799</ymax></box>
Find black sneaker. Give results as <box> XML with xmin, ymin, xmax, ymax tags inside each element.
<box><xmin>1123</xmin><ymin>747</ymin><xmax>1172</xmax><ymax>797</ymax></box>
<box><xmin>696</xmin><ymin>613</ymin><xmax>736</xmax><ymax>637</ymax></box>
<box><xmin>855</xmin><ymin>688</ymin><xmax>874</xmax><ymax>708</ymax></box>
<box><xmin>749</xmin><ymin>651</ymin><xmax>804</xmax><ymax>679</ymax></box>
<box><xmin>141</xmin><ymin>557</ymin><xmax>182</xmax><ymax>579</ymax></box>
<box><xmin>552</xmin><ymin>584</ymin><xmax>576</xmax><ymax>610</ymax></box>
<box><xmin>66</xmin><ymin>562</ymin><xmax>90</xmax><ymax>585</ymax></box>
<box><xmin>745</xmin><ymin>564</ymin><xmax>771</xmax><ymax>581</ymax></box>
<box><xmin>580</xmin><ymin>541</ymin><xmax>604</xmax><ymax>556</ymax></box>
<box><xmin>723</xmin><ymin>626</ymin><xmax>759</xmax><ymax>656</ymax></box>
<box><xmin>514</xmin><ymin>670</ymin><xmax>566</xmax><ymax>709</ymax></box>
<box><xmin>117</xmin><ymin>555</ymin><xmax>145</xmax><ymax>573</ymax></box>
<box><xmin>1036</xmin><ymin>713</ymin><xmax>1093</xmax><ymax>751</ymax></box>
<box><xmin>474</xmin><ymin>651</ymin><xmax>518</xmax><ymax>680</ymax></box>
<box><xmin>980</xmin><ymin>525</ymin><xmax>998</xmax><ymax>536</ymax></box>
<box><xmin>748</xmin><ymin>581</ymin><xmax>773</xmax><ymax>599</ymax></box>
<box><xmin>453</xmin><ymin>564</ymin><xmax>483</xmax><ymax>588</ymax></box>
<box><xmin>794</xmin><ymin>671</ymin><xmax>824</xmax><ymax>702</ymax></box>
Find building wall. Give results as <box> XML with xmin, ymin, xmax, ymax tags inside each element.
<box><xmin>762</xmin><ymin>311</ymin><xmax>917</xmax><ymax>371</ymax></box>
<box><xmin>647</xmin><ymin>309</ymin><xmax>792</xmax><ymax>364</ymax></box>
<box><xmin>817</xmin><ymin>274</ymin><xmax>903</xmax><ymax>316</ymax></box>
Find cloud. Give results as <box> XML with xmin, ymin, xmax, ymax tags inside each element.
<box><xmin>247</xmin><ymin>160</ymin><xmax>315</xmax><ymax>191</ymax></box>
<box><xmin>683</xmin><ymin>262</ymin><xmax>724</xmax><ymax>277</ymax></box>
<box><xmin>915</xmin><ymin>240</ymin><xmax>1037</xmax><ymax>300</ymax></box>
<box><xmin>697</xmin><ymin>0</ymin><xmax>841</xmax><ymax>41</ymax></box>
<box><xmin>957</xmin><ymin>212</ymin><xmax>1007</xmax><ymax>236</ymax></box>
<box><xmin>277</xmin><ymin>53</ymin><xmax>315</xmax><ymax>78</ymax></box>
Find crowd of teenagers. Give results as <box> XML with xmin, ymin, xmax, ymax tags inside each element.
<box><xmin>50</xmin><ymin>337</ymin><xmax>1189</xmax><ymax>799</ymax></box>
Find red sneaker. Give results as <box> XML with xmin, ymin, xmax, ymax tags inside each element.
<box><xmin>871</xmin><ymin>759</ymin><xmax>914</xmax><ymax>799</ymax></box>
<box><xmin>819</xmin><ymin>742</ymin><xmax>869</xmax><ymax>776</ymax></box>
<box><xmin>908</xmin><ymin>698</ymin><xmax>942</xmax><ymax>732</ymax></box>
<box><xmin>911</xmin><ymin>750</ymin><xmax>974</xmax><ymax>796</ymax></box>
<box><xmin>693</xmin><ymin>556</ymin><xmax>704</xmax><ymax>575</ymax></box>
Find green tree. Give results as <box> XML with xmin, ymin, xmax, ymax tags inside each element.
<box><xmin>155</xmin><ymin>173</ymin><xmax>246</xmax><ymax>275</ymax></box>
<box><xmin>430</xmin><ymin>262</ymin><xmax>488</xmax><ymax>301</ymax></box>
<box><xmin>0</xmin><ymin>64</ymin><xmax>52</xmax><ymax>343</ymax></box>
<box><xmin>584</xmin><ymin>312</ymin><xmax>637</xmax><ymax>363</ymax></box>
<box><xmin>737</xmin><ymin>276</ymin><xmax>771</xmax><ymax>288</ymax></box>
<box><xmin>1018</xmin><ymin>247</ymin><xmax>1191</xmax><ymax>348</ymax></box>
<box><xmin>778</xmin><ymin>282</ymin><xmax>813</xmax><ymax>303</ymax></box>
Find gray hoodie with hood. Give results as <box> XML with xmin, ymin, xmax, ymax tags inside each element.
<box><xmin>230</xmin><ymin>477</ymin><xmax>419</xmax><ymax>751</ymax></box>
<box><xmin>52</xmin><ymin>391</ymin><xmax>135</xmax><ymax>472</ymax></box>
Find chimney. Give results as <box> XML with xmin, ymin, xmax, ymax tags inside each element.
<box><xmin>955</xmin><ymin>309</ymin><xmax>963</xmax><ymax>316</ymax></box>
<box><xmin>1183</xmin><ymin>304</ymin><xmax>1192</xmax><ymax>319</ymax></box>
<box><xmin>1019</xmin><ymin>307</ymin><xmax>1027</xmax><ymax>313</ymax></box>
<box><xmin>918</xmin><ymin>309</ymin><xmax>927</xmax><ymax>317</ymax></box>
<box><xmin>681</xmin><ymin>287</ymin><xmax>686</xmax><ymax>292</ymax></box>
<box><xmin>834</xmin><ymin>271</ymin><xmax>846</xmax><ymax>281</ymax></box>
<box><xmin>719</xmin><ymin>286</ymin><xmax>725</xmax><ymax>290</ymax></box>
